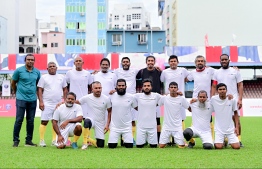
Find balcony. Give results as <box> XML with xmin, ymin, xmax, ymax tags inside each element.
<box><xmin>137</xmin><ymin>41</ymin><xmax>147</xmax><ymax>45</ymax></box>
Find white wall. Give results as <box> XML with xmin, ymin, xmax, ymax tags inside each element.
<box><xmin>19</xmin><ymin>0</ymin><xmax>36</xmax><ymax>36</ymax></box>
<box><xmin>0</xmin><ymin>0</ymin><xmax>19</xmax><ymax>53</ymax></box>
<box><xmin>176</xmin><ymin>0</ymin><xmax>262</xmax><ymax>46</ymax></box>
<box><xmin>0</xmin><ymin>16</ymin><xmax>8</xmax><ymax>53</ymax></box>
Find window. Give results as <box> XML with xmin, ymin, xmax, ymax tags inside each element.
<box><xmin>29</xmin><ymin>38</ymin><xmax>33</xmax><ymax>42</ymax></box>
<box><xmin>127</xmin><ymin>24</ymin><xmax>131</xmax><ymax>30</ymax></box>
<box><xmin>127</xmin><ymin>15</ymin><xmax>131</xmax><ymax>21</ymax></box>
<box><xmin>132</xmin><ymin>13</ymin><xmax>141</xmax><ymax>19</ymax></box>
<box><xmin>51</xmin><ymin>43</ymin><xmax>54</xmax><ymax>47</ymax></box>
<box><xmin>158</xmin><ymin>39</ymin><xmax>163</xmax><ymax>43</ymax></box>
<box><xmin>138</xmin><ymin>34</ymin><xmax>147</xmax><ymax>43</ymax></box>
<box><xmin>43</xmin><ymin>44</ymin><xmax>47</xmax><ymax>48</ymax></box>
<box><xmin>112</xmin><ymin>34</ymin><xmax>122</xmax><ymax>45</ymax></box>
<box><xmin>114</xmin><ymin>15</ymin><xmax>119</xmax><ymax>20</ymax></box>
<box><xmin>55</xmin><ymin>43</ymin><xmax>58</xmax><ymax>47</ymax></box>
<box><xmin>133</xmin><ymin>23</ymin><xmax>140</xmax><ymax>29</ymax></box>
<box><xmin>114</xmin><ymin>25</ymin><xmax>119</xmax><ymax>29</ymax></box>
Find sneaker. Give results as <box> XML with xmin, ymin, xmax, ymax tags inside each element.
<box><xmin>66</xmin><ymin>140</ymin><xmax>71</xmax><ymax>147</ymax></box>
<box><xmin>81</xmin><ymin>144</ymin><xmax>88</xmax><ymax>150</ymax></box>
<box><xmin>240</xmin><ymin>142</ymin><xmax>244</xmax><ymax>147</ymax></box>
<box><xmin>133</xmin><ymin>139</ymin><xmax>136</xmax><ymax>147</ymax></box>
<box><xmin>188</xmin><ymin>141</ymin><xmax>195</xmax><ymax>148</ymax></box>
<box><xmin>13</xmin><ymin>141</ymin><xmax>19</xmax><ymax>147</ymax></box>
<box><xmin>71</xmin><ymin>142</ymin><xmax>78</xmax><ymax>149</ymax></box>
<box><xmin>25</xmin><ymin>141</ymin><xmax>37</xmax><ymax>147</ymax></box>
<box><xmin>39</xmin><ymin>140</ymin><xmax>46</xmax><ymax>147</ymax></box>
<box><xmin>51</xmin><ymin>140</ymin><xmax>56</xmax><ymax>146</ymax></box>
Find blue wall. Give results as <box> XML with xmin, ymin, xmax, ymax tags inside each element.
<box><xmin>106</xmin><ymin>30</ymin><xmax>166</xmax><ymax>53</ymax></box>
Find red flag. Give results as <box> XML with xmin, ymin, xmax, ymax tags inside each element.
<box><xmin>205</xmin><ymin>34</ymin><xmax>209</xmax><ymax>47</ymax></box>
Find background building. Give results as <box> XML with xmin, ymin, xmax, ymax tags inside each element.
<box><xmin>106</xmin><ymin>29</ymin><xmax>165</xmax><ymax>53</ymax></box>
<box><xmin>41</xmin><ymin>31</ymin><xmax>65</xmax><ymax>54</ymax></box>
<box><xmin>161</xmin><ymin>0</ymin><xmax>262</xmax><ymax>46</ymax></box>
<box><xmin>0</xmin><ymin>16</ymin><xmax>8</xmax><ymax>53</ymax></box>
<box><xmin>109</xmin><ymin>3</ymin><xmax>151</xmax><ymax>30</ymax></box>
<box><xmin>65</xmin><ymin>0</ymin><xmax>108</xmax><ymax>53</ymax></box>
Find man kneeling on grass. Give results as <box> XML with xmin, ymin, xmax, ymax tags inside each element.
<box><xmin>52</xmin><ymin>92</ymin><xmax>83</xmax><ymax>149</ymax></box>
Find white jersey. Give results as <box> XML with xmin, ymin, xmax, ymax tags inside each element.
<box><xmin>78</xmin><ymin>94</ymin><xmax>111</xmax><ymax>123</ymax></box>
<box><xmin>211</xmin><ymin>95</ymin><xmax>238</xmax><ymax>134</ymax></box>
<box><xmin>114</xmin><ymin>68</ymin><xmax>139</xmax><ymax>94</ymax></box>
<box><xmin>134</xmin><ymin>93</ymin><xmax>161</xmax><ymax>128</ymax></box>
<box><xmin>213</xmin><ymin>67</ymin><xmax>243</xmax><ymax>98</ymax></box>
<box><xmin>187</xmin><ymin>67</ymin><xmax>215</xmax><ymax>99</ymax></box>
<box><xmin>110</xmin><ymin>93</ymin><xmax>137</xmax><ymax>132</ymax></box>
<box><xmin>65</xmin><ymin>69</ymin><xmax>93</xmax><ymax>99</ymax></box>
<box><xmin>158</xmin><ymin>95</ymin><xmax>189</xmax><ymax>131</ymax></box>
<box><xmin>190</xmin><ymin>101</ymin><xmax>213</xmax><ymax>132</ymax></box>
<box><xmin>37</xmin><ymin>74</ymin><xmax>67</xmax><ymax>107</ymax></box>
<box><xmin>160</xmin><ymin>67</ymin><xmax>189</xmax><ymax>94</ymax></box>
<box><xmin>53</xmin><ymin>104</ymin><xmax>83</xmax><ymax>126</ymax></box>
<box><xmin>93</xmin><ymin>72</ymin><xmax>117</xmax><ymax>96</ymax></box>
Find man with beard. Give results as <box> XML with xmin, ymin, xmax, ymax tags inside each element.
<box><xmin>186</xmin><ymin>55</ymin><xmax>215</xmax><ymax>140</ymax></box>
<box><xmin>77</xmin><ymin>81</ymin><xmax>112</xmax><ymax>150</ymax></box>
<box><xmin>158</xmin><ymin>82</ymin><xmax>189</xmax><ymax>148</ymax></box>
<box><xmin>65</xmin><ymin>56</ymin><xmax>93</xmax><ymax>146</ymax></box>
<box><xmin>37</xmin><ymin>62</ymin><xmax>68</xmax><ymax>147</ymax></box>
<box><xmin>183</xmin><ymin>90</ymin><xmax>214</xmax><ymax>149</ymax></box>
<box><xmin>108</xmin><ymin>79</ymin><xmax>137</xmax><ymax>148</ymax></box>
<box><xmin>136</xmin><ymin>56</ymin><xmax>163</xmax><ymax>143</ymax></box>
<box><xmin>211</xmin><ymin>83</ymin><xmax>240</xmax><ymax>149</ymax></box>
<box><xmin>160</xmin><ymin>55</ymin><xmax>189</xmax><ymax>145</ymax></box>
<box><xmin>52</xmin><ymin>92</ymin><xmax>83</xmax><ymax>149</ymax></box>
<box><xmin>212</xmin><ymin>54</ymin><xmax>243</xmax><ymax>147</ymax></box>
<box><xmin>114</xmin><ymin>57</ymin><xmax>139</xmax><ymax>145</ymax></box>
<box><xmin>134</xmin><ymin>79</ymin><xmax>161</xmax><ymax>148</ymax></box>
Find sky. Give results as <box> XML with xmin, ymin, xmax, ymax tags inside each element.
<box><xmin>36</xmin><ymin>0</ymin><xmax>162</xmax><ymax>27</ymax></box>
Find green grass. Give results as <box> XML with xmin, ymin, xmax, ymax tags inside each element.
<box><xmin>0</xmin><ymin>117</ymin><xmax>261</xmax><ymax>168</ymax></box>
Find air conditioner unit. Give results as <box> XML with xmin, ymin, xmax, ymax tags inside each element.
<box><xmin>80</xmin><ymin>12</ymin><xmax>85</xmax><ymax>16</ymax></box>
<box><xmin>82</xmin><ymin>46</ymin><xmax>86</xmax><ymax>50</ymax></box>
<box><xmin>138</xmin><ymin>41</ymin><xmax>147</xmax><ymax>45</ymax></box>
<box><xmin>112</xmin><ymin>41</ymin><xmax>122</xmax><ymax>46</ymax></box>
<box><xmin>81</xmin><ymin>29</ymin><xmax>86</xmax><ymax>32</ymax></box>
<box><xmin>76</xmin><ymin>29</ymin><xmax>81</xmax><ymax>32</ymax></box>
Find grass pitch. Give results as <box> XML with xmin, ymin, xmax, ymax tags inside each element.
<box><xmin>0</xmin><ymin>117</ymin><xmax>261</xmax><ymax>168</ymax></box>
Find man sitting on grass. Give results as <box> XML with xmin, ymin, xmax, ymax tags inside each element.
<box><xmin>52</xmin><ymin>92</ymin><xmax>83</xmax><ymax>149</ymax></box>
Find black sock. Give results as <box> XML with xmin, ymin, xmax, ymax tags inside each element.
<box><xmin>157</xmin><ymin>132</ymin><xmax>161</xmax><ymax>143</ymax></box>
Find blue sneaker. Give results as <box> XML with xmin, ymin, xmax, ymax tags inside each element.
<box><xmin>133</xmin><ymin>139</ymin><xmax>136</xmax><ymax>146</ymax></box>
<box><xmin>71</xmin><ymin>142</ymin><xmax>78</xmax><ymax>149</ymax></box>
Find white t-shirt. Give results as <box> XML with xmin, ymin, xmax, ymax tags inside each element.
<box><xmin>160</xmin><ymin>67</ymin><xmax>189</xmax><ymax>94</ymax></box>
<box><xmin>37</xmin><ymin>74</ymin><xmax>67</xmax><ymax>107</ymax></box>
<box><xmin>109</xmin><ymin>93</ymin><xmax>137</xmax><ymax>132</ymax></box>
<box><xmin>93</xmin><ymin>72</ymin><xmax>117</xmax><ymax>96</ymax></box>
<box><xmin>212</xmin><ymin>67</ymin><xmax>243</xmax><ymax>98</ymax></box>
<box><xmin>65</xmin><ymin>69</ymin><xmax>93</xmax><ymax>99</ymax></box>
<box><xmin>78</xmin><ymin>94</ymin><xmax>111</xmax><ymax>124</ymax></box>
<box><xmin>187</xmin><ymin>67</ymin><xmax>215</xmax><ymax>99</ymax></box>
<box><xmin>190</xmin><ymin>101</ymin><xmax>213</xmax><ymax>132</ymax></box>
<box><xmin>114</xmin><ymin>68</ymin><xmax>139</xmax><ymax>94</ymax></box>
<box><xmin>211</xmin><ymin>95</ymin><xmax>238</xmax><ymax>134</ymax></box>
<box><xmin>134</xmin><ymin>92</ymin><xmax>161</xmax><ymax>128</ymax></box>
<box><xmin>158</xmin><ymin>95</ymin><xmax>189</xmax><ymax>131</ymax></box>
<box><xmin>53</xmin><ymin>104</ymin><xmax>83</xmax><ymax>126</ymax></box>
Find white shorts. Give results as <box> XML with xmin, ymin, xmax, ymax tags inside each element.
<box><xmin>56</xmin><ymin>123</ymin><xmax>82</xmax><ymax>147</ymax></box>
<box><xmin>190</xmin><ymin>127</ymin><xmax>213</xmax><ymax>144</ymax></box>
<box><xmin>214</xmin><ymin>130</ymin><xmax>239</xmax><ymax>144</ymax></box>
<box><xmin>41</xmin><ymin>106</ymin><xmax>55</xmax><ymax>121</ymax></box>
<box><xmin>136</xmin><ymin>127</ymin><xmax>158</xmax><ymax>145</ymax></box>
<box><xmin>180</xmin><ymin>107</ymin><xmax>186</xmax><ymax>121</ymax></box>
<box><xmin>85</xmin><ymin>117</ymin><xmax>105</xmax><ymax>140</ymax></box>
<box><xmin>159</xmin><ymin>129</ymin><xmax>184</xmax><ymax>146</ymax></box>
<box><xmin>131</xmin><ymin>108</ymin><xmax>138</xmax><ymax>121</ymax></box>
<box><xmin>108</xmin><ymin>130</ymin><xmax>133</xmax><ymax>144</ymax></box>
<box><xmin>156</xmin><ymin>106</ymin><xmax>160</xmax><ymax>118</ymax></box>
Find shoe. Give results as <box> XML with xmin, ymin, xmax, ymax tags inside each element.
<box><xmin>66</xmin><ymin>140</ymin><xmax>71</xmax><ymax>146</ymax></box>
<box><xmin>25</xmin><ymin>141</ymin><xmax>37</xmax><ymax>147</ymax></box>
<box><xmin>240</xmin><ymin>142</ymin><xmax>244</xmax><ymax>147</ymax></box>
<box><xmin>188</xmin><ymin>141</ymin><xmax>195</xmax><ymax>148</ymax></box>
<box><xmin>39</xmin><ymin>140</ymin><xmax>46</xmax><ymax>147</ymax></box>
<box><xmin>71</xmin><ymin>142</ymin><xmax>78</xmax><ymax>149</ymax></box>
<box><xmin>51</xmin><ymin>140</ymin><xmax>56</xmax><ymax>146</ymax></box>
<box><xmin>13</xmin><ymin>141</ymin><xmax>19</xmax><ymax>147</ymax></box>
<box><xmin>81</xmin><ymin>144</ymin><xmax>88</xmax><ymax>150</ymax></box>
<box><xmin>133</xmin><ymin>139</ymin><xmax>136</xmax><ymax>147</ymax></box>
